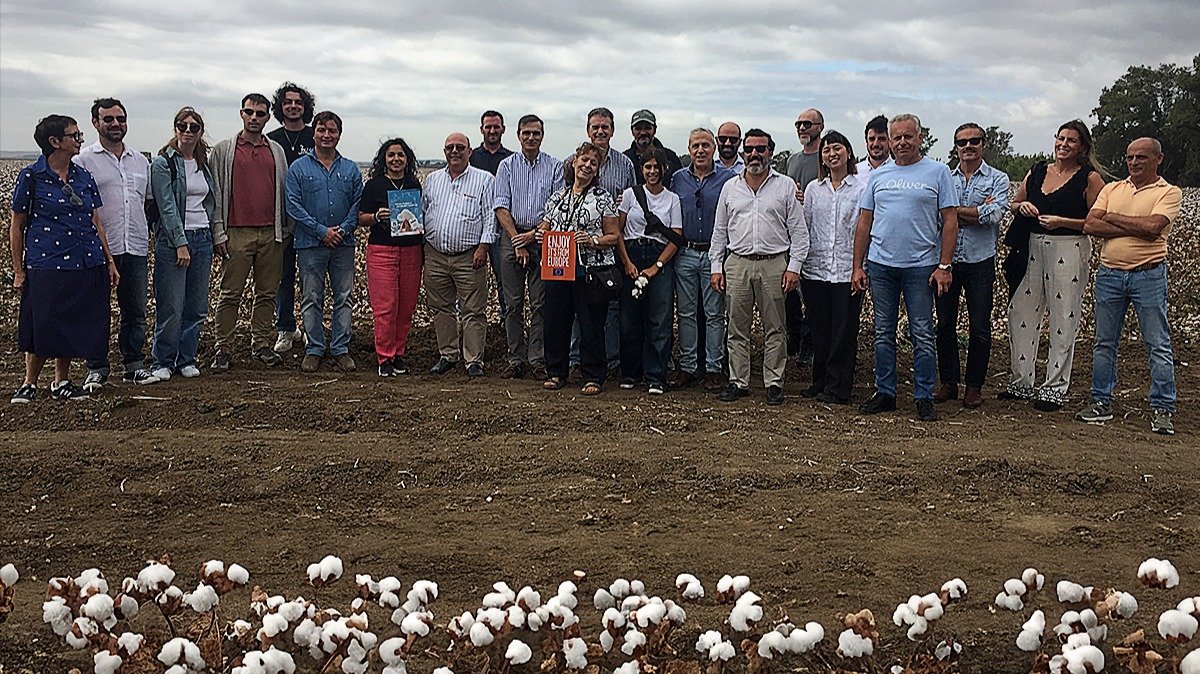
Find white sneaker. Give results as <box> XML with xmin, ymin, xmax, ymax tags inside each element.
<box><xmin>150</xmin><ymin>367</ymin><xmax>172</xmax><ymax>382</ymax></box>
<box><xmin>274</xmin><ymin>330</ymin><xmax>295</xmax><ymax>353</ymax></box>
<box><xmin>179</xmin><ymin>365</ymin><xmax>201</xmax><ymax>378</ymax></box>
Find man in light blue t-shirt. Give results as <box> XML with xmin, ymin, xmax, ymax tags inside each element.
<box><xmin>851</xmin><ymin>114</ymin><xmax>959</xmax><ymax>422</ymax></box>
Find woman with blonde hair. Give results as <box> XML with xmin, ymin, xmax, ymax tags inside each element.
<box><xmin>149</xmin><ymin>107</ymin><xmax>216</xmax><ymax>380</ymax></box>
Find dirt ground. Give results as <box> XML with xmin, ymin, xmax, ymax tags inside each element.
<box><xmin>1</xmin><ymin>314</ymin><xmax>1196</xmax><ymax>673</ymax></box>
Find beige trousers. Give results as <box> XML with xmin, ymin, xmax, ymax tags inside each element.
<box><xmin>213</xmin><ymin>226</ymin><xmax>283</xmax><ymax>352</ymax></box>
<box><xmin>423</xmin><ymin>245</ymin><xmax>488</xmax><ymax>365</ymax></box>
<box><xmin>725</xmin><ymin>253</ymin><xmax>789</xmax><ymax>389</ymax></box>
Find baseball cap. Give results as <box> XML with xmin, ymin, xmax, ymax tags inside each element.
<box><xmin>631</xmin><ymin>109</ymin><xmax>656</xmax><ymax>126</ymax></box>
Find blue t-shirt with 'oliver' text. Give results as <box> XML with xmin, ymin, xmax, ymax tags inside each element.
<box><xmin>858</xmin><ymin>157</ymin><xmax>957</xmax><ymax>268</ymax></box>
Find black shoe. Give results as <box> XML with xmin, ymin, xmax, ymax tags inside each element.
<box><xmin>766</xmin><ymin>385</ymin><xmax>784</xmax><ymax>406</ymax></box>
<box><xmin>50</xmin><ymin>380</ymin><xmax>90</xmax><ymax>401</ymax></box>
<box><xmin>816</xmin><ymin>391</ymin><xmax>849</xmax><ymax>405</ymax></box>
<box><xmin>796</xmin><ymin>349</ymin><xmax>814</xmax><ymax>366</ymax></box>
<box><xmin>799</xmin><ymin>386</ymin><xmax>820</xmax><ymax>398</ymax></box>
<box><xmin>718</xmin><ymin>384</ymin><xmax>750</xmax><ymax>402</ymax></box>
<box><xmin>210</xmin><ymin>350</ymin><xmax>232</xmax><ymax>373</ymax></box>
<box><xmin>466</xmin><ymin>363</ymin><xmax>485</xmax><ymax>378</ymax></box>
<box><xmin>916</xmin><ymin>399</ymin><xmax>938</xmax><ymax>422</ymax></box>
<box><xmin>253</xmin><ymin>347</ymin><xmax>283</xmax><ymax>367</ymax></box>
<box><xmin>1033</xmin><ymin>399</ymin><xmax>1063</xmax><ymax>412</ymax></box>
<box><xmin>378</xmin><ymin>362</ymin><xmax>395</xmax><ymax>377</ymax></box>
<box><xmin>10</xmin><ymin>383</ymin><xmax>36</xmax><ymax>404</ymax></box>
<box><xmin>858</xmin><ymin>392</ymin><xmax>896</xmax><ymax>414</ymax></box>
<box><xmin>391</xmin><ymin>356</ymin><xmax>409</xmax><ymax>374</ymax></box>
<box><xmin>429</xmin><ymin>357</ymin><xmax>457</xmax><ymax>375</ymax></box>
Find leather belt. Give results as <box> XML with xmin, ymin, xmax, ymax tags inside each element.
<box><xmin>734</xmin><ymin>251</ymin><xmax>783</xmax><ymax>261</ymax></box>
<box><xmin>1128</xmin><ymin>261</ymin><xmax>1163</xmax><ymax>273</ymax></box>
<box><xmin>683</xmin><ymin>241</ymin><xmax>710</xmax><ymax>251</ymax></box>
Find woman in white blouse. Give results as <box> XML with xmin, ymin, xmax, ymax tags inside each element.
<box><xmin>800</xmin><ymin>130</ymin><xmax>865</xmax><ymax>404</ymax></box>
<box><xmin>615</xmin><ymin>149</ymin><xmax>683</xmax><ymax>394</ymax></box>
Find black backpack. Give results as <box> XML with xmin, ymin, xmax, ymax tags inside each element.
<box><xmin>144</xmin><ymin>157</ymin><xmax>178</xmax><ymax>229</ymax></box>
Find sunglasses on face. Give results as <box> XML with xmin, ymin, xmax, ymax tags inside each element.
<box><xmin>444</xmin><ymin>144</ymin><xmax>468</xmax><ymax>153</ymax></box>
<box><xmin>61</xmin><ymin>182</ymin><xmax>83</xmax><ymax>207</ymax></box>
<box><xmin>744</xmin><ymin>145</ymin><xmax>770</xmax><ymax>154</ymax></box>
<box><xmin>241</xmin><ymin>108</ymin><xmax>270</xmax><ymax>119</ymax></box>
<box><xmin>954</xmin><ymin>137</ymin><xmax>984</xmax><ymax>147</ymax></box>
<box><xmin>717</xmin><ymin>136</ymin><xmax>740</xmax><ymax>145</ymax></box>
<box><xmin>176</xmin><ymin>122</ymin><xmax>202</xmax><ymax>133</ymax></box>
<box><xmin>100</xmin><ymin>115</ymin><xmax>127</xmax><ymax>124</ymax></box>
<box><xmin>794</xmin><ymin>120</ymin><xmax>819</xmax><ymax>130</ymax></box>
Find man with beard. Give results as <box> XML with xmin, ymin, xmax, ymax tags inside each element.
<box><xmin>710</xmin><ymin>129</ymin><xmax>808</xmax><ymax>406</ymax></box>
<box><xmin>470</xmin><ymin>110</ymin><xmax>514</xmax><ymax>320</ymax></box>
<box><xmin>715</xmin><ymin>121</ymin><xmax>744</xmax><ymax>174</ymax></box>
<box><xmin>75</xmin><ymin>97</ymin><xmax>159</xmax><ymax>389</ymax></box>
<box><xmin>623</xmin><ymin>109</ymin><xmax>682</xmax><ymax>188</ymax></box>
<box><xmin>267</xmin><ymin>82</ymin><xmax>316</xmax><ymax>354</ymax></box>
<box><xmin>857</xmin><ymin>115</ymin><xmax>891</xmax><ymax>175</ymax></box>
<box><xmin>784</xmin><ymin>107</ymin><xmax>825</xmax><ymax>365</ymax></box>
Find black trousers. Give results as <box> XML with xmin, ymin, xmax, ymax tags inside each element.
<box><xmin>545</xmin><ymin>278</ymin><xmax>610</xmax><ymax>384</ymax></box>
<box><xmin>801</xmin><ymin>279</ymin><xmax>860</xmax><ymax>400</ymax></box>
<box><xmin>934</xmin><ymin>257</ymin><xmax>996</xmax><ymax>388</ymax></box>
<box><xmin>786</xmin><ymin>288</ymin><xmax>812</xmax><ymax>356</ymax></box>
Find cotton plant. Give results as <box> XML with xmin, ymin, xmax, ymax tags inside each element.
<box><xmin>714</xmin><ymin>575</ymin><xmax>751</xmax><ymax>604</ymax></box>
<box><xmin>0</xmin><ymin>563</ymin><xmax>17</xmax><ymax>624</ymax></box>
<box><xmin>887</xmin><ymin>578</ymin><xmax>968</xmax><ymax>670</ymax></box>
<box><xmin>630</xmin><ymin>275</ymin><xmax>650</xmax><ymax>299</ymax></box>
<box><xmin>740</xmin><ymin>617</ymin><xmax>829</xmax><ymax>674</ymax></box>
<box><xmin>1138</xmin><ymin>558</ymin><xmax>1180</xmax><ymax>590</ymax></box>
<box><xmin>306</xmin><ymin>556</ymin><xmax>345</xmax><ymax>589</ymax></box>
<box><xmin>675</xmin><ymin>573</ymin><xmax>704</xmax><ymax>600</ymax></box>
<box><xmin>1109</xmin><ymin>597</ymin><xmax>1200</xmax><ymax>674</ymax></box>
<box><xmin>696</xmin><ymin>629</ymin><xmax>736</xmax><ymax>674</ymax></box>
<box><xmin>835</xmin><ymin>608</ymin><xmax>879</xmax><ymax>668</ymax></box>
<box><xmin>1046</xmin><ymin>631</ymin><xmax>1105</xmax><ymax>674</ymax></box>
<box><xmin>995</xmin><ymin>568</ymin><xmax>1042</xmax><ymax>612</ymax></box>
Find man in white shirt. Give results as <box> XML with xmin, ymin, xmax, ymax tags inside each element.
<box><xmin>710</xmin><ymin>129</ymin><xmax>809</xmax><ymax>405</ymax></box>
<box><xmin>715</xmin><ymin>121</ymin><xmax>745</xmax><ymax>174</ymax></box>
<box><xmin>423</xmin><ymin>132</ymin><xmax>497</xmax><ymax>378</ymax></box>
<box><xmin>73</xmin><ymin>97</ymin><xmax>158</xmax><ymax>390</ymax></box>
<box><xmin>856</xmin><ymin>115</ymin><xmax>891</xmax><ymax>175</ymax></box>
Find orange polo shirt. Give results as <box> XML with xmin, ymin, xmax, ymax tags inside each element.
<box><xmin>1094</xmin><ymin>177</ymin><xmax>1182</xmax><ymax>270</ymax></box>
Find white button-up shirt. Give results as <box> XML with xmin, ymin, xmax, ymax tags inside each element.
<box><xmin>423</xmin><ymin>165</ymin><xmax>497</xmax><ymax>254</ymax></box>
<box><xmin>801</xmin><ymin>173</ymin><xmax>866</xmax><ymax>282</ymax></box>
<box><xmin>710</xmin><ymin>170</ymin><xmax>809</xmax><ymax>274</ymax></box>
<box><xmin>73</xmin><ymin>142</ymin><xmax>150</xmax><ymax>256</ymax></box>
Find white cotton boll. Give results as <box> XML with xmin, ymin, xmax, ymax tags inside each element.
<box><xmin>1087</xmin><ymin>624</ymin><xmax>1107</xmax><ymax>643</ymax></box>
<box><xmin>630</xmin><ymin>580</ymin><xmax>645</xmax><ymax>596</ymax></box>
<box><xmin>1139</xmin><ymin>558</ymin><xmax>1181</xmax><ymax>589</ymax></box>
<box><xmin>594</xmin><ymin>588</ymin><xmax>616</xmax><ymax>610</ymax></box>
<box><xmin>906</xmin><ymin>617</ymin><xmax>929</xmax><ymax>641</ymax></box>
<box><xmin>787</xmin><ymin>623</ymin><xmax>824</xmax><ymax>654</ymax></box>
<box><xmin>136</xmin><ymin>562</ymin><xmax>176</xmax><ymax>594</ymax></box>
<box><xmin>1064</xmin><ymin>645</ymin><xmax>1104</xmax><ymax>674</ymax></box>
<box><xmin>634</xmin><ymin>602</ymin><xmax>666</xmax><ymax>628</ymax></box>
<box><xmin>480</xmin><ymin>607</ymin><xmax>506</xmax><ymax>628</ymax></box>
<box><xmin>43</xmin><ymin>597</ymin><xmax>73</xmax><ymax>636</ymax></box>
<box><xmin>94</xmin><ymin>651</ymin><xmax>123</xmax><ymax>674</ymax></box>
<box><xmin>1022</xmin><ymin>568</ymin><xmax>1045</xmax><ymax>591</ymax></box>
<box><xmin>261</xmin><ymin>647</ymin><xmax>296</xmax><ymax>674</ymax></box>
<box><xmin>83</xmin><ymin>593</ymin><xmax>115</xmax><ymax>623</ymax></box>
<box><xmin>758</xmin><ymin>630</ymin><xmax>787</xmax><ymax>658</ymax></box>
<box><xmin>448</xmin><ymin>611</ymin><xmax>473</xmax><ymax>636</ymax></box>
<box><xmin>159</xmin><ymin>585</ymin><xmax>183</xmax><ymax>608</ymax></box>
<box><xmin>940</xmin><ymin>578</ymin><xmax>967</xmax><ymax>601</ymax></box>
<box><xmin>995</xmin><ymin>592</ymin><xmax>1024</xmax><ymax>611</ymax></box>
<box><xmin>1114</xmin><ymin>591</ymin><xmax>1139</xmax><ymax>619</ymax></box>
<box><xmin>716</xmin><ymin>575</ymin><xmax>734</xmax><ymax>594</ymax></box>
<box><xmin>224</xmin><ymin>564</ymin><xmax>249</xmax><ymax>586</ymax></box>
<box><xmin>185</xmin><ymin>583</ymin><xmax>220</xmax><ymax>613</ymax></box>
<box><xmin>527</xmin><ymin>608</ymin><xmax>545</xmax><ymax>632</ymax></box>
<box><xmin>600</xmin><ymin>630</ymin><xmax>615</xmax><ymax>653</ymax></box>
<box><xmin>934</xmin><ymin>640</ymin><xmax>961</xmax><ymax>661</ymax></box>
<box><xmin>837</xmin><ymin>629</ymin><xmax>873</xmax><ymax>658</ymax></box>
<box><xmin>1079</xmin><ymin>609</ymin><xmax>1098</xmax><ymax>629</ymax></box>
<box><xmin>1017</xmin><ymin>629</ymin><xmax>1043</xmax><ymax>652</ymax></box>
<box><xmin>341</xmin><ymin>656</ymin><xmax>369</xmax><ymax>674</ymax></box>
<box><xmin>506</xmin><ymin>639</ymin><xmax>533</xmax><ymax>665</ymax></box>
<box><xmin>278</xmin><ymin>600</ymin><xmax>306</xmax><ymax>624</ymax></box>
<box><xmin>377</xmin><ymin>576</ymin><xmax>401</xmax><ymax>594</ymax></box>
<box><xmin>1180</xmin><ymin>649</ymin><xmax>1200</xmax><ymax>674</ymax></box>
<box><xmin>729</xmin><ymin>603</ymin><xmax>763</xmax><ymax>632</ymax></box>
<box><xmin>614</xmin><ymin>661</ymin><xmax>640</xmax><ymax>674</ymax></box>
<box><xmin>610</xmin><ymin>578</ymin><xmax>631</xmax><ymax>599</ymax></box>
<box><xmin>556</xmin><ymin>589</ymin><xmax>578</xmax><ymax>611</ymax></box>
<box><xmin>483</xmin><ymin>592</ymin><xmax>510</xmax><ymax>608</ymax></box>
<box><xmin>736</xmin><ymin>590</ymin><xmax>761</xmax><ymax>607</ymax></box>
<box><xmin>165</xmin><ymin>666</ymin><xmax>188</xmax><ymax>674</ymax></box>
<box><xmin>0</xmin><ymin>563</ymin><xmax>17</xmax><ymax>586</ymax></box>
<box><xmin>709</xmin><ymin>641</ymin><xmax>736</xmax><ymax>662</ymax></box>
<box><xmin>378</xmin><ymin>591</ymin><xmax>400</xmax><ymax>609</ymax></box>
<box><xmin>603</xmin><ymin>607</ymin><xmax>627</xmax><ymax>629</ymax></box>
<box><xmin>1179</xmin><ymin>597</ymin><xmax>1200</xmax><ymax>616</ymax></box>
<box><xmin>469</xmin><ymin>620</ymin><xmax>494</xmax><ymax>647</ymax></box>
<box><xmin>1057</xmin><ymin>581</ymin><xmax>1087</xmax><ymax>603</ymax></box>
<box><xmin>309</xmin><ymin>556</ymin><xmax>343</xmax><ymax>584</ymax></box>
<box><xmin>621</xmin><ymin>595</ymin><xmax>646</xmax><ymax>614</ymax></box>
<box><xmin>676</xmin><ymin>574</ymin><xmax>704</xmax><ymax>599</ymax></box>
<box><xmin>117</xmin><ymin>632</ymin><xmax>143</xmax><ymax>655</ymax></box>
<box><xmin>921</xmin><ymin>594</ymin><xmax>945</xmax><ymax>621</ymax></box>
<box><xmin>432</xmin><ymin>669</ymin><xmax>454</xmax><ymax>674</ymax></box>
<box><xmin>293</xmin><ymin>619</ymin><xmax>320</xmax><ymax>651</ymax></box>
<box><xmin>494</xmin><ymin>582</ymin><xmax>516</xmax><ymax>602</ymax></box>
<box><xmin>517</xmin><ymin>586</ymin><xmax>541</xmax><ymax>610</ymax></box>
<box><xmin>556</xmin><ymin>606</ymin><xmax>579</xmax><ymax>629</ymax></box>
<box><xmin>696</xmin><ymin>630</ymin><xmax>724</xmax><ymax>653</ymax></box>
<box><xmin>557</xmin><ymin>580</ymin><xmax>577</xmax><ymax>597</ymax></box>
<box><xmin>1003</xmin><ymin>578</ymin><xmax>1027</xmax><ymax>596</ymax></box>
<box><xmin>379</xmin><ymin>637</ymin><xmax>406</xmax><ymax>665</ymax></box>
<box><xmin>201</xmin><ymin>560</ymin><xmax>225</xmax><ymax>581</ymax></box>
<box><xmin>1063</xmin><ymin>632</ymin><xmax>1091</xmax><ymax>651</ymax></box>
<box><xmin>893</xmin><ymin>603</ymin><xmax>916</xmax><ymax>627</ymax></box>
<box><xmin>732</xmin><ymin>575</ymin><xmax>751</xmax><ymax>595</ymax></box>
<box><xmin>665</xmin><ymin>599</ymin><xmax>686</xmax><ymax>624</ymax></box>
<box><xmin>116</xmin><ymin>593</ymin><xmax>139</xmax><ymax>620</ymax></box>
<box><xmin>1159</xmin><ymin>609</ymin><xmax>1199</xmax><ymax>643</ymax></box>
<box><xmin>66</xmin><ymin>617</ymin><xmax>97</xmax><ymax>650</ymax></box>
<box><xmin>263</xmin><ymin>612</ymin><xmax>290</xmax><ymax>638</ymax></box>
<box><xmin>507</xmin><ymin>605</ymin><xmax>526</xmax><ymax>628</ymax></box>
<box><xmin>76</xmin><ymin>569</ymin><xmax>109</xmax><ymax>597</ymax></box>
<box><xmin>563</xmin><ymin>637</ymin><xmax>588</xmax><ymax>669</ymax></box>
<box><xmin>621</xmin><ymin>629</ymin><xmax>647</xmax><ymax>655</ymax></box>
<box><xmin>401</xmin><ymin>610</ymin><xmax>432</xmax><ymax>637</ymax></box>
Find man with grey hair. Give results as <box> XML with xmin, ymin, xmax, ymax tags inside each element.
<box><xmin>1076</xmin><ymin>137</ymin><xmax>1182</xmax><ymax>435</ymax></box>
<box><xmin>851</xmin><ymin>113</ymin><xmax>959</xmax><ymax>422</ymax></box>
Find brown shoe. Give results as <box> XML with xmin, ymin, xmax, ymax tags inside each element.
<box><xmin>671</xmin><ymin>371</ymin><xmax>697</xmax><ymax>389</ymax></box>
<box><xmin>933</xmin><ymin>383</ymin><xmax>958</xmax><ymax>403</ymax></box>
<box><xmin>963</xmin><ymin>386</ymin><xmax>983</xmax><ymax>408</ymax></box>
<box><xmin>702</xmin><ymin>372</ymin><xmax>725</xmax><ymax>392</ymax></box>
<box><xmin>500</xmin><ymin>363</ymin><xmax>525</xmax><ymax>379</ymax></box>
<box><xmin>568</xmin><ymin>366</ymin><xmax>583</xmax><ymax>382</ymax></box>
<box><xmin>300</xmin><ymin>354</ymin><xmax>322</xmax><ymax>373</ymax></box>
<box><xmin>335</xmin><ymin>354</ymin><xmax>356</xmax><ymax>372</ymax></box>
<box><xmin>530</xmin><ymin>365</ymin><xmax>548</xmax><ymax>380</ymax></box>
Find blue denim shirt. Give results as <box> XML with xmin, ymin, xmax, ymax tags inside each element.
<box><xmin>11</xmin><ymin>155</ymin><xmax>105</xmax><ymax>270</ymax></box>
<box><xmin>150</xmin><ymin>148</ymin><xmax>216</xmax><ymax>249</ymax></box>
<box><xmin>951</xmin><ymin>160</ymin><xmax>1010</xmax><ymax>264</ymax></box>
<box><xmin>285</xmin><ymin>152</ymin><xmax>363</xmax><ymax>250</ymax></box>
<box><xmin>669</xmin><ymin>164</ymin><xmax>735</xmax><ymax>243</ymax></box>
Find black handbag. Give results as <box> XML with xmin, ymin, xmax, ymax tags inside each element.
<box><xmin>583</xmin><ymin>264</ymin><xmax>621</xmax><ymax>304</ymax></box>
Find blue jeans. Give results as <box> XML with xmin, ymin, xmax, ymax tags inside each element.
<box><xmin>674</xmin><ymin>246</ymin><xmax>725</xmax><ymax>373</ymax></box>
<box><xmin>87</xmin><ymin>253</ymin><xmax>149</xmax><ymax>375</ymax></box>
<box><xmin>152</xmin><ymin>229</ymin><xmax>213</xmax><ymax>371</ymax></box>
<box><xmin>619</xmin><ymin>241</ymin><xmax>674</xmax><ymax>386</ymax></box>
<box><xmin>1090</xmin><ymin>263</ymin><xmax>1176</xmax><ymax>412</ymax></box>
<box><xmin>867</xmin><ymin>261</ymin><xmax>937</xmax><ymax>400</ymax></box>
<box><xmin>297</xmin><ymin>245</ymin><xmax>355</xmax><ymax>356</ymax></box>
<box><xmin>275</xmin><ymin>237</ymin><xmax>299</xmax><ymax>332</ymax></box>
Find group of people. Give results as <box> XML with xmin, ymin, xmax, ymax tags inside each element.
<box><xmin>8</xmin><ymin>86</ymin><xmax>1183</xmax><ymax>434</ymax></box>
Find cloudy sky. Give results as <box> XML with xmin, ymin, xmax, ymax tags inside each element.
<box><xmin>1</xmin><ymin>0</ymin><xmax>1195</xmax><ymax>164</ymax></box>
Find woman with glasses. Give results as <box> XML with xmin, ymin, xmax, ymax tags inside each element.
<box><xmin>615</xmin><ymin>149</ymin><xmax>682</xmax><ymax>395</ymax></box>
<box><xmin>1002</xmin><ymin>120</ymin><xmax>1107</xmax><ymax>411</ymax></box>
<box><xmin>9</xmin><ymin>115</ymin><xmax>120</xmax><ymax>403</ymax></box>
<box><xmin>800</xmin><ymin>131</ymin><xmax>865</xmax><ymax>405</ymax></box>
<box><xmin>537</xmin><ymin>142</ymin><xmax>621</xmax><ymax>395</ymax></box>
<box><xmin>149</xmin><ymin>107</ymin><xmax>216</xmax><ymax>381</ymax></box>
<box><xmin>357</xmin><ymin>138</ymin><xmax>423</xmax><ymax>377</ymax></box>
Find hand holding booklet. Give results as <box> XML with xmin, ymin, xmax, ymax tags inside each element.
<box><xmin>541</xmin><ymin>230</ymin><xmax>577</xmax><ymax>281</ymax></box>
<box><xmin>387</xmin><ymin>189</ymin><xmax>424</xmax><ymax>238</ymax></box>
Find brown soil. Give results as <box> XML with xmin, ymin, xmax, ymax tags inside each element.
<box><xmin>1</xmin><ymin>318</ymin><xmax>1196</xmax><ymax>673</ymax></box>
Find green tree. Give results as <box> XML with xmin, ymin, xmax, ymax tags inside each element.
<box><xmin>771</xmin><ymin>149</ymin><xmax>791</xmax><ymax>174</ymax></box>
<box><xmin>920</xmin><ymin>125</ymin><xmax>938</xmax><ymax>157</ymax></box>
<box><xmin>947</xmin><ymin>125</ymin><xmax>1015</xmax><ymax>169</ymax></box>
<box><xmin>1091</xmin><ymin>54</ymin><xmax>1200</xmax><ymax>186</ymax></box>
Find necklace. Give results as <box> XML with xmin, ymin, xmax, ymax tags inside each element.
<box><xmin>386</xmin><ymin>176</ymin><xmax>404</xmax><ymax>191</ymax></box>
<box><xmin>282</xmin><ymin>129</ymin><xmax>302</xmax><ymax>154</ymax></box>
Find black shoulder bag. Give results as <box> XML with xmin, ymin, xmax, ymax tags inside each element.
<box><xmin>632</xmin><ymin>186</ymin><xmax>687</xmax><ymax>248</ymax></box>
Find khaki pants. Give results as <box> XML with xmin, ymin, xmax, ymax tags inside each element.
<box><xmin>214</xmin><ymin>226</ymin><xmax>284</xmax><ymax>352</ymax></box>
<box><xmin>725</xmin><ymin>252</ymin><xmax>788</xmax><ymax>389</ymax></box>
<box><xmin>423</xmin><ymin>244</ymin><xmax>488</xmax><ymax>365</ymax></box>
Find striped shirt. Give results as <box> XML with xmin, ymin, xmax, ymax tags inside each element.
<box><xmin>566</xmin><ymin>147</ymin><xmax>635</xmax><ymax>200</ymax></box>
<box><xmin>423</xmin><ymin>165</ymin><xmax>497</xmax><ymax>254</ymax></box>
<box><xmin>493</xmin><ymin>151</ymin><xmax>563</xmax><ymax>230</ymax></box>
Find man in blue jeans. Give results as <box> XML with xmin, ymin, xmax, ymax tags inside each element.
<box><xmin>284</xmin><ymin>110</ymin><xmax>362</xmax><ymax>374</ymax></box>
<box><xmin>1076</xmin><ymin>137</ymin><xmax>1182</xmax><ymax>435</ymax></box>
<box><xmin>851</xmin><ymin>114</ymin><xmax>959</xmax><ymax>422</ymax></box>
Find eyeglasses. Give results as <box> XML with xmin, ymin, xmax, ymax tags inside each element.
<box><xmin>241</xmin><ymin>108</ymin><xmax>270</xmax><ymax>118</ymax></box>
<box><xmin>444</xmin><ymin>144</ymin><xmax>468</xmax><ymax>153</ymax></box>
<box><xmin>175</xmin><ymin>122</ymin><xmax>202</xmax><ymax>133</ymax></box>
<box><xmin>744</xmin><ymin>145</ymin><xmax>771</xmax><ymax>154</ymax></box>
<box><xmin>100</xmin><ymin>115</ymin><xmax>127</xmax><ymax>124</ymax></box>
<box><xmin>61</xmin><ymin>182</ymin><xmax>83</xmax><ymax>207</ymax></box>
<box><xmin>794</xmin><ymin>120</ymin><xmax>820</xmax><ymax>130</ymax></box>
<box><xmin>716</xmin><ymin>136</ymin><xmax>740</xmax><ymax>145</ymax></box>
<box><xmin>954</xmin><ymin>137</ymin><xmax>984</xmax><ymax>147</ymax></box>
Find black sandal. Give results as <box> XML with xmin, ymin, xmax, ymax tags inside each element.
<box><xmin>543</xmin><ymin>376</ymin><xmax>565</xmax><ymax>391</ymax></box>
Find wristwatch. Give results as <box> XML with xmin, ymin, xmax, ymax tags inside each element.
<box><xmin>937</xmin><ymin>263</ymin><xmax>952</xmax><ymax>272</ymax></box>
<box><xmin>654</xmin><ymin>260</ymin><xmax>664</xmax><ymax>269</ymax></box>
